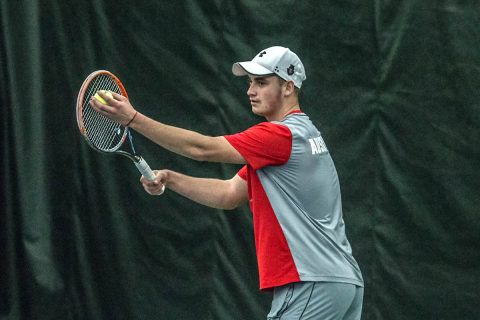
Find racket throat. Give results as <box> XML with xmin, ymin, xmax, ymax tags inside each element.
<box><xmin>116</xmin><ymin>150</ymin><xmax>142</xmax><ymax>163</ymax></box>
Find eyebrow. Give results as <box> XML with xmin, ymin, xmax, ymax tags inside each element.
<box><xmin>248</xmin><ymin>75</ymin><xmax>275</xmax><ymax>82</ymax></box>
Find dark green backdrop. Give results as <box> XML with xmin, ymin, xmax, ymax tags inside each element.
<box><xmin>1</xmin><ymin>1</ymin><xmax>479</xmax><ymax>319</ymax></box>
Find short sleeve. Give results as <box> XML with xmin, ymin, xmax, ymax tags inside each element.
<box><xmin>224</xmin><ymin>122</ymin><xmax>292</xmax><ymax>170</ymax></box>
<box><xmin>237</xmin><ymin>165</ymin><xmax>247</xmax><ymax>180</ymax></box>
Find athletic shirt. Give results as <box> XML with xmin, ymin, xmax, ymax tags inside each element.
<box><xmin>224</xmin><ymin>111</ymin><xmax>364</xmax><ymax>290</ymax></box>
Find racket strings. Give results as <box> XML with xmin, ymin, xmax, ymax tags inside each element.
<box><xmin>85</xmin><ymin>76</ymin><xmax>120</xmax><ymax>148</ymax></box>
<box><xmin>82</xmin><ymin>74</ymin><xmax>126</xmax><ymax>151</ymax></box>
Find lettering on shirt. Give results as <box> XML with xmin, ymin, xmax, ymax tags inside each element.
<box><xmin>309</xmin><ymin>136</ymin><xmax>328</xmax><ymax>155</ymax></box>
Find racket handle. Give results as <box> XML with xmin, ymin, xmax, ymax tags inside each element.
<box><xmin>134</xmin><ymin>157</ymin><xmax>156</xmax><ymax>181</ymax></box>
<box><xmin>134</xmin><ymin>157</ymin><xmax>165</xmax><ymax>195</ymax></box>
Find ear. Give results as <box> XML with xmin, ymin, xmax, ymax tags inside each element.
<box><xmin>284</xmin><ymin>80</ymin><xmax>296</xmax><ymax>97</ymax></box>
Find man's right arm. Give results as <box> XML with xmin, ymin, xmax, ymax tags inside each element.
<box><xmin>141</xmin><ymin>170</ymin><xmax>248</xmax><ymax>210</ymax></box>
<box><xmin>89</xmin><ymin>93</ymin><xmax>246</xmax><ymax>164</ymax></box>
<box><xmin>131</xmin><ymin>113</ymin><xmax>245</xmax><ymax>164</ymax></box>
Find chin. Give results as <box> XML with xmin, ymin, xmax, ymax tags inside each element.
<box><xmin>251</xmin><ymin>107</ymin><xmax>264</xmax><ymax>117</ymax></box>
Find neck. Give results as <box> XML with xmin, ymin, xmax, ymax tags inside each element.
<box><xmin>266</xmin><ymin>102</ymin><xmax>301</xmax><ymax>122</ymax></box>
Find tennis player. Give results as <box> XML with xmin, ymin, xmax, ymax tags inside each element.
<box><xmin>91</xmin><ymin>46</ymin><xmax>364</xmax><ymax>319</ymax></box>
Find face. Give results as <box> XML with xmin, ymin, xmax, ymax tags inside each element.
<box><xmin>246</xmin><ymin>75</ymin><xmax>286</xmax><ymax>118</ymax></box>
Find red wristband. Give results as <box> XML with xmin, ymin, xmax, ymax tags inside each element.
<box><xmin>125</xmin><ymin>111</ymin><xmax>138</xmax><ymax>127</ymax></box>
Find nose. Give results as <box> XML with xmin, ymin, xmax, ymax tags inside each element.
<box><xmin>247</xmin><ymin>83</ymin><xmax>255</xmax><ymax>96</ymax></box>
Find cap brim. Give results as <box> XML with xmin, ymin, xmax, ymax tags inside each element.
<box><xmin>232</xmin><ymin>61</ymin><xmax>273</xmax><ymax>76</ymax></box>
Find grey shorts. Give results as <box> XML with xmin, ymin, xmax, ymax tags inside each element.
<box><xmin>267</xmin><ymin>282</ymin><xmax>364</xmax><ymax>320</ymax></box>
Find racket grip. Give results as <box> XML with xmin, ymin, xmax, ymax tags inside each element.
<box><xmin>134</xmin><ymin>157</ymin><xmax>156</xmax><ymax>181</ymax></box>
<box><xmin>135</xmin><ymin>157</ymin><xmax>165</xmax><ymax>195</ymax></box>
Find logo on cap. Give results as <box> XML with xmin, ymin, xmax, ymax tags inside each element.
<box><xmin>259</xmin><ymin>51</ymin><xmax>267</xmax><ymax>57</ymax></box>
<box><xmin>287</xmin><ymin>64</ymin><xmax>295</xmax><ymax>76</ymax></box>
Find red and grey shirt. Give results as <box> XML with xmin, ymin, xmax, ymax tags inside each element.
<box><xmin>224</xmin><ymin>111</ymin><xmax>364</xmax><ymax>290</ymax></box>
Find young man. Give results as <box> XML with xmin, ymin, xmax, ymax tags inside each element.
<box><xmin>91</xmin><ymin>46</ymin><xmax>364</xmax><ymax>319</ymax></box>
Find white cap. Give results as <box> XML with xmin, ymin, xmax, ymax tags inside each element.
<box><xmin>232</xmin><ymin>46</ymin><xmax>306</xmax><ymax>88</ymax></box>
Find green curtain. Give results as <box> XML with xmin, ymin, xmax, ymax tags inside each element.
<box><xmin>1</xmin><ymin>1</ymin><xmax>479</xmax><ymax>319</ymax></box>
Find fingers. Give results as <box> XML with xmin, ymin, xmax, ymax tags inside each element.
<box><xmin>89</xmin><ymin>91</ymin><xmax>135</xmax><ymax>126</ymax></box>
<box><xmin>110</xmin><ymin>91</ymin><xmax>125</xmax><ymax>101</ymax></box>
<box><xmin>98</xmin><ymin>90</ymin><xmax>115</xmax><ymax>104</ymax></box>
<box><xmin>89</xmin><ymin>93</ymin><xmax>116</xmax><ymax>113</ymax></box>
<box><xmin>90</xmin><ymin>90</ymin><xmax>126</xmax><ymax>108</ymax></box>
<box><xmin>140</xmin><ymin>170</ymin><xmax>167</xmax><ymax>196</ymax></box>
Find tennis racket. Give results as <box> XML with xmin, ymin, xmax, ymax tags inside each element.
<box><xmin>76</xmin><ymin>70</ymin><xmax>159</xmax><ymax>185</ymax></box>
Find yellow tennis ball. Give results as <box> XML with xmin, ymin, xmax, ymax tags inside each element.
<box><xmin>94</xmin><ymin>90</ymin><xmax>113</xmax><ymax>105</ymax></box>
